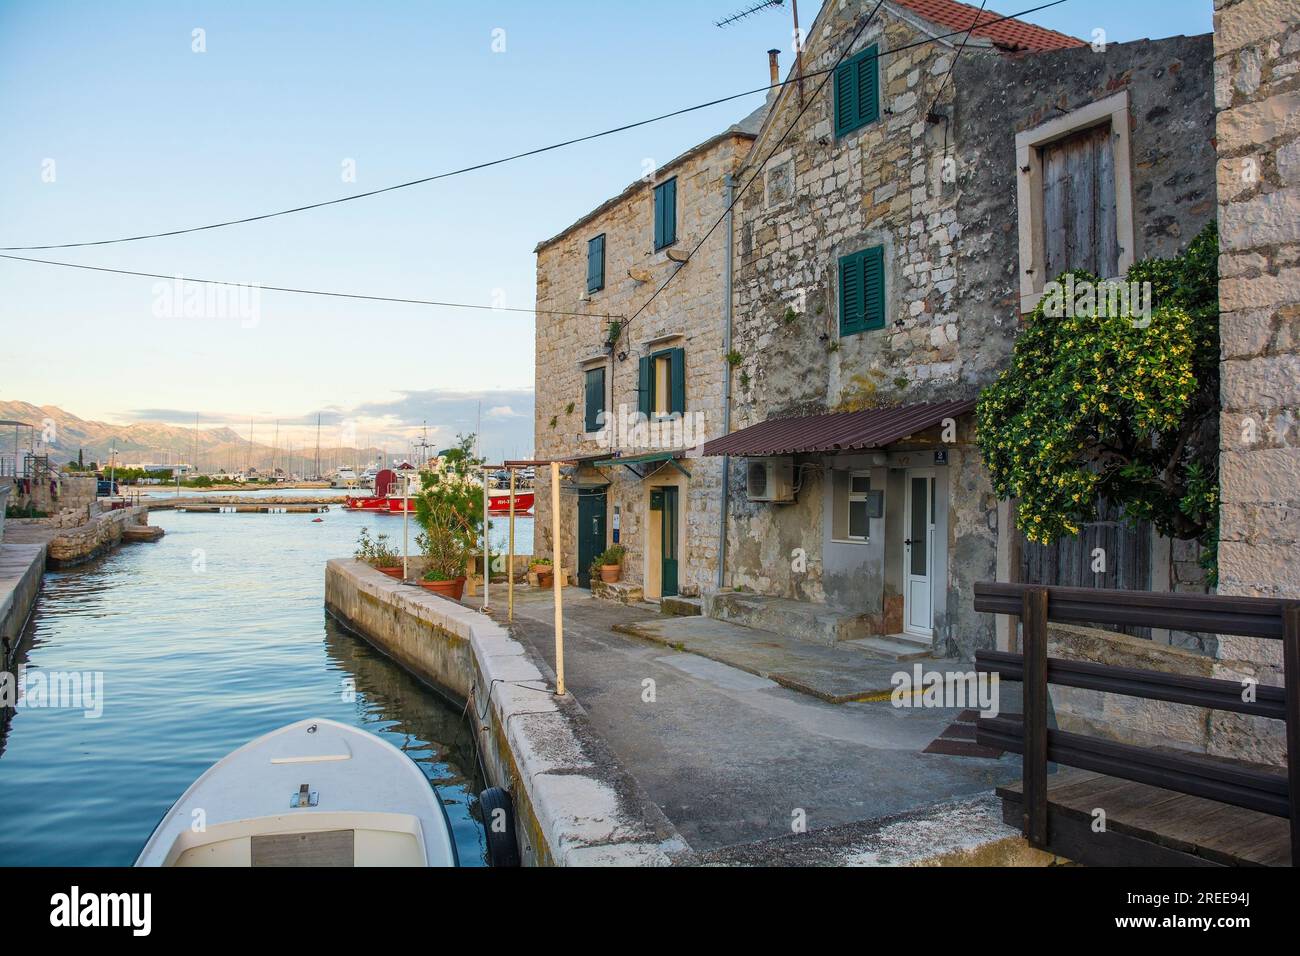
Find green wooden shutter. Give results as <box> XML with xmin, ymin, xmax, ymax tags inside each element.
<box><xmin>839</xmin><ymin>252</ymin><xmax>864</xmax><ymax>335</ymax></box>
<box><xmin>834</xmin><ymin>60</ymin><xmax>858</xmax><ymax>137</ymax></box>
<box><xmin>584</xmin><ymin>366</ymin><xmax>605</xmax><ymax>432</ymax></box>
<box><xmin>856</xmin><ymin>46</ymin><xmax>879</xmax><ymax>127</ymax></box>
<box><xmin>862</xmin><ymin>246</ymin><xmax>885</xmax><ymax>330</ymax></box>
<box><xmin>637</xmin><ymin>356</ymin><xmax>653</xmax><ymax>417</ymax></box>
<box><xmin>586</xmin><ymin>235</ymin><xmax>605</xmax><ymax>293</ymax></box>
<box><xmin>654</xmin><ymin>178</ymin><xmax>677</xmax><ymax>249</ymax></box>
<box><xmin>669</xmin><ymin>348</ymin><xmax>685</xmax><ymax>415</ymax></box>
<box><xmin>835</xmin><ymin>45</ymin><xmax>878</xmax><ymax>136</ymax></box>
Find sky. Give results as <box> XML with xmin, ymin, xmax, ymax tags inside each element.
<box><xmin>0</xmin><ymin>0</ymin><xmax>1215</xmax><ymax>462</ymax></box>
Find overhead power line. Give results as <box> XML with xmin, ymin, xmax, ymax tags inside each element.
<box><xmin>0</xmin><ymin>1</ymin><xmax>1067</xmax><ymax>254</ymax></box>
<box><xmin>0</xmin><ymin>253</ymin><xmax>620</xmax><ymax>318</ymax></box>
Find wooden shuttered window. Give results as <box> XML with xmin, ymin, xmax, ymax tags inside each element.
<box><xmin>584</xmin><ymin>365</ymin><xmax>606</xmax><ymax>432</ymax></box>
<box><xmin>1041</xmin><ymin>123</ymin><xmax>1119</xmax><ymax>281</ymax></box>
<box><xmin>636</xmin><ymin>348</ymin><xmax>685</xmax><ymax>417</ymax></box>
<box><xmin>653</xmin><ymin>178</ymin><xmax>677</xmax><ymax>250</ymax></box>
<box><xmin>834</xmin><ymin>44</ymin><xmax>880</xmax><ymax>138</ymax></box>
<box><xmin>586</xmin><ymin>234</ymin><xmax>605</xmax><ymax>294</ymax></box>
<box><xmin>838</xmin><ymin>246</ymin><xmax>885</xmax><ymax>336</ymax></box>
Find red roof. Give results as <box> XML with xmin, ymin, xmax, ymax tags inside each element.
<box><xmin>894</xmin><ymin>0</ymin><xmax>1086</xmax><ymax>52</ymax></box>
<box><xmin>701</xmin><ymin>399</ymin><xmax>976</xmax><ymax>457</ymax></box>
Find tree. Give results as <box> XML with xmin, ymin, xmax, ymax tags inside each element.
<box><xmin>976</xmin><ymin>223</ymin><xmax>1220</xmax><ymax>578</ymax></box>
<box><xmin>413</xmin><ymin>434</ymin><xmax>487</xmax><ymax>582</ymax></box>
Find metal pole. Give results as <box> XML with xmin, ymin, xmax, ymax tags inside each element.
<box><xmin>507</xmin><ymin>468</ymin><xmax>517</xmax><ymax>622</ymax></box>
<box><xmin>551</xmin><ymin>460</ymin><xmax>565</xmax><ymax>696</ymax></box>
<box><xmin>482</xmin><ymin>466</ymin><xmax>490</xmax><ymax>610</ymax></box>
<box><xmin>718</xmin><ymin>172</ymin><xmax>735</xmax><ymax>590</ymax></box>
<box><xmin>402</xmin><ymin>473</ymin><xmax>410</xmax><ymax>581</ymax></box>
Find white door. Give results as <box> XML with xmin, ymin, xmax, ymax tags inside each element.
<box><xmin>903</xmin><ymin>469</ymin><xmax>935</xmax><ymax>638</ymax></box>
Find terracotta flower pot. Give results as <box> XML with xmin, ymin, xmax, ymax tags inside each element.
<box><xmin>536</xmin><ymin>569</ymin><xmax>554</xmax><ymax>588</ymax></box>
<box><xmin>420</xmin><ymin>576</ymin><xmax>466</xmax><ymax>600</ymax></box>
<box><xmin>599</xmin><ymin>564</ymin><xmax>621</xmax><ymax>583</ymax></box>
<box><xmin>376</xmin><ymin>566</ymin><xmax>404</xmax><ymax>578</ymax></box>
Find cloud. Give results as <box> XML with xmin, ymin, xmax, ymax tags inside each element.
<box><xmin>485</xmin><ymin>405</ymin><xmax>520</xmax><ymax>419</ymax></box>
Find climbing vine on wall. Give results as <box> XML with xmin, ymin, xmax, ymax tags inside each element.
<box><xmin>976</xmin><ymin>223</ymin><xmax>1220</xmax><ymax>580</ymax></box>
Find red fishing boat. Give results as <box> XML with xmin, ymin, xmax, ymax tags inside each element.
<box><xmin>342</xmin><ymin>469</ymin><xmax>398</xmax><ymax>512</ymax></box>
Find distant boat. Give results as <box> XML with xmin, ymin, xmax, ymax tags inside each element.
<box><xmin>135</xmin><ymin>719</ymin><xmax>488</xmax><ymax>867</ymax></box>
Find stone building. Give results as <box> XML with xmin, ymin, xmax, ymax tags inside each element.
<box><xmin>1210</xmin><ymin>0</ymin><xmax>1300</xmax><ymax>751</ymax></box>
<box><xmin>532</xmin><ymin>99</ymin><xmax>767</xmax><ymax>597</ymax></box>
<box><xmin>702</xmin><ymin>0</ymin><xmax>1217</xmax><ymax>658</ymax></box>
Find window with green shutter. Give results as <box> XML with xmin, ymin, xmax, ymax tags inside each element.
<box><xmin>586</xmin><ymin>234</ymin><xmax>605</xmax><ymax>294</ymax></box>
<box><xmin>834</xmin><ymin>44</ymin><xmax>880</xmax><ymax>138</ymax></box>
<box><xmin>839</xmin><ymin>246</ymin><xmax>885</xmax><ymax>336</ymax></box>
<box><xmin>653</xmin><ymin>178</ymin><xmax>677</xmax><ymax>250</ymax></box>
<box><xmin>636</xmin><ymin>347</ymin><xmax>685</xmax><ymax>418</ymax></box>
<box><xmin>584</xmin><ymin>365</ymin><xmax>606</xmax><ymax>432</ymax></box>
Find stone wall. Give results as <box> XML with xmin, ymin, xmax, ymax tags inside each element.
<box><xmin>1215</xmin><ymin>0</ymin><xmax>1300</xmax><ymax>608</ymax></box>
<box><xmin>534</xmin><ymin>131</ymin><xmax>752</xmax><ymax>595</ymax></box>
<box><xmin>1209</xmin><ymin>0</ymin><xmax>1299</xmax><ymax>764</ymax></box>
<box><xmin>3</xmin><ymin>475</ymin><xmax>96</xmax><ymax>517</ymax></box>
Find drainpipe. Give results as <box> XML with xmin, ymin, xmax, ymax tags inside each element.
<box><xmin>717</xmin><ymin>173</ymin><xmax>735</xmax><ymax>590</ymax></box>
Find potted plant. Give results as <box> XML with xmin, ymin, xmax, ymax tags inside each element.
<box><xmin>591</xmin><ymin>545</ymin><xmax>625</xmax><ymax>584</ymax></box>
<box><xmin>355</xmin><ymin>526</ymin><xmax>403</xmax><ymax>577</ymax></box>
<box><xmin>412</xmin><ymin>435</ymin><xmax>484</xmax><ymax>602</ymax></box>
<box><xmin>531</xmin><ymin>556</ymin><xmax>554</xmax><ymax>588</ymax></box>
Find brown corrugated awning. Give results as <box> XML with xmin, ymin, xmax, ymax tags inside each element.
<box><xmin>701</xmin><ymin>399</ymin><xmax>976</xmax><ymax>457</ymax></box>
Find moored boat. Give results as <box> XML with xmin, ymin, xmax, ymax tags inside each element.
<box><xmin>135</xmin><ymin>718</ymin><xmax>462</xmax><ymax>867</ymax></box>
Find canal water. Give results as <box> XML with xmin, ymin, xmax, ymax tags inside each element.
<box><xmin>0</xmin><ymin>502</ymin><xmax>534</xmax><ymax>865</ymax></box>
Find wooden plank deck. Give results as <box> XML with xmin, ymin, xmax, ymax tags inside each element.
<box><xmin>998</xmin><ymin>768</ymin><xmax>1292</xmax><ymax>866</ymax></box>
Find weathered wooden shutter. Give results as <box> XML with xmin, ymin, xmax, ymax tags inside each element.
<box><xmin>839</xmin><ymin>251</ymin><xmax>864</xmax><ymax>334</ymax></box>
<box><xmin>586</xmin><ymin>235</ymin><xmax>605</xmax><ymax>293</ymax></box>
<box><xmin>637</xmin><ymin>356</ymin><xmax>653</xmax><ymax>417</ymax></box>
<box><xmin>584</xmin><ymin>366</ymin><xmax>604</xmax><ymax>432</ymax></box>
<box><xmin>1041</xmin><ymin>123</ymin><xmax>1118</xmax><ymax>281</ymax></box>
<box><xmin>669</xmin><ymin>348</ymin><xmax>685</xmax><ymax>415</ymax></box>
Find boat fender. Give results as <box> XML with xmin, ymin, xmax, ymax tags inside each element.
<box><xmin>478</xmin><ymin>787</ymin><xmax>521</xmax><ymax>867</ymax></box>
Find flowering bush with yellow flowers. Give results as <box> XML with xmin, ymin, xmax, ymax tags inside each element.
<box><xmin>976</xmin><ymin>224</ymin><xmax>1220</xmax><ymax>582</ymax></box>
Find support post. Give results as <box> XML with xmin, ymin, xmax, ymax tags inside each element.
<box><xmin>507</xmin><ymin>468</ymin><xmax>516</xmax><ymax>622</ymax></box>
<box><xmin>482</xmin><ymin>466</ymin><xmax>490</xmax><ymax>610</ymax></box>
<box><xmin>1283</xmin><ymin>603</ymin><xmax>1300</xmax><ymax>866</ymax></box>
<box><xmin>402</xmin><ymin>473</ymin><xmax>410</xmax><ymax>581</ymax></box>
<box><xmin>1022</xmin><ymin>586</ymin><xmax>1049</xmax><ymax>848</ymax></box>
<box><xmin>551</xmin><ymin>461</ymin><xmax>565</xmax><ymax>696</ymax></box>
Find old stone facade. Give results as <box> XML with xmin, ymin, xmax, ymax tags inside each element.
<box><xmin>720</xmin><ymin>0</ymin><xmax>1215</xmax><ymax>658</ymax></box>
<box><xmin>1208</xmin><ymin>0</ymin><xmax>1300</xmax><ymax>761</ymax></box>
<box><xmin>533</xmin><ymin>123</ymin><xmax>759</xmax><ymax>597</ymax></box>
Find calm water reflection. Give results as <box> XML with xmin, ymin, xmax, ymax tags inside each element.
<box><xmin>0</xmin><ymin>504</ymin><xmax>519</xmax><ymax>866</ymax></box>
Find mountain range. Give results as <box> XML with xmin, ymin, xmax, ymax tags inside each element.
<box><xmin>0</xmin><ymin>400</ymin><xmax>382</xmax><ymax>475</ymax></box>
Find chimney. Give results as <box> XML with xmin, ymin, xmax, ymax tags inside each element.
<box><xmin>767</xmin><ymin>48</ymin><xmax>781</xmax><ymax>86</ymax></box>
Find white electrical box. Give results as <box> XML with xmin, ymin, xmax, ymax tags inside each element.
<box><xmin>745</xmin><ymin>457</ymin><xmax>795</xmax><ymax>503</ymax></box>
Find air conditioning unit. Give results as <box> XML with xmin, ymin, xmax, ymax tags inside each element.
<box><xmin>746</xmin><ymin>457</ymin><xmax>795</xmax><ymax>503</ymax></box>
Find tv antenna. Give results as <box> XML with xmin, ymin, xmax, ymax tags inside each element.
<box><xmin>715</xmin><ymin>0</ymin><xmax>784</xmax><ymax>28</ymax></box>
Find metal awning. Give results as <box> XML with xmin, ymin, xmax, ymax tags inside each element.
<box><xmin>700</xmin><ymin>399</ymin><xmax>976</xmax><ymax>457</ymax></box>
<box><xmin>591</xmin><ymin>450</ymin><xmax>691</xmax><ymax>479</ymax></box>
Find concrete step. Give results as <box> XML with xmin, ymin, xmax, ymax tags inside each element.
<box><xmin>661</xmin><ymin>595</ymin><xmax>702</xmax><ymax>617</ymax></box>
<box><xmin>844</xmin><ymin>635</ymin><xmax>934</xmax><ymax>662</ymax></box>
<box><xmin>704</xmin><ymin>591</ymin><xmax>872</xmax><ymax>646</ymax></box>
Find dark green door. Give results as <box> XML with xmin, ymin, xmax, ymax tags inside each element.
<box><xmin>660</xmin><ymin>486</ymin><xmax>678</xmax><ymax>598</ymax></box>
<box><xmin>577</xmin><ymin>490</ymin><xmax>607</xmax><ymax>588</ymax></box>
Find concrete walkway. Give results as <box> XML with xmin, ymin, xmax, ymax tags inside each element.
<box><xmin>490</xmin><ymin>587</ymin><xmax>1022</xmax><ymax>855</ymax></box>
<box><xmin>612</xmin><ymin>614</ymin><xmax>925</xmax><ymax>703</ymax></box>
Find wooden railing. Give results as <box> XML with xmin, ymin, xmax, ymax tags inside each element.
<box><xmin>973</xmin><ymin>582</ymin><xmax>1299</xmax><ymax>865</ymax></box>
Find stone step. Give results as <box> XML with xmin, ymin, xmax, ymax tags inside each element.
<box><xmin>661</xmin><ymin>595</ymin><xmax>702</xmax><ymax>617</ymax></box>
<box><xmin>845</xmin><ymin>635</ymin><xmax>935</xmax><ymax>662</ymax></box>
<box><xmin>704</xmin><ymin>591</ymin><xmax>872</xmax><ymax>646</ymax></box>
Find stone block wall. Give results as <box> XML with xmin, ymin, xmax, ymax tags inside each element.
<box><xmin>534</xmin><ymin>131</ymin><xmax>752</xmax><ymax>594</ymax></box>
